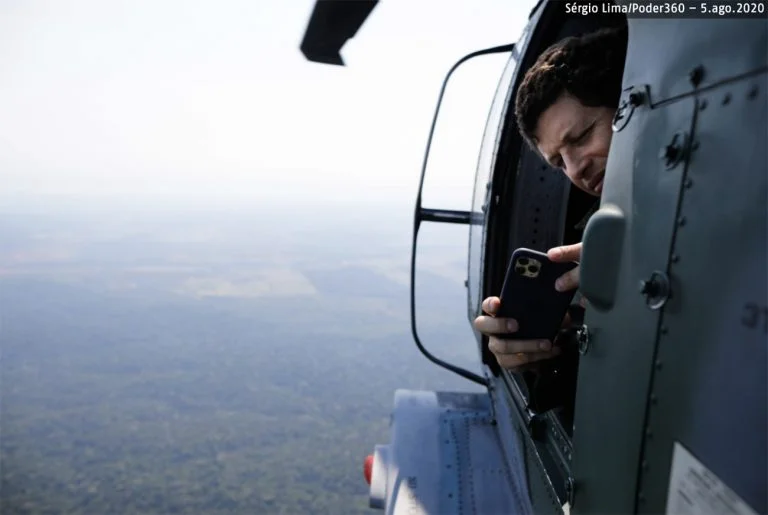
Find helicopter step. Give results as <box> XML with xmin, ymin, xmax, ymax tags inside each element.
<box><xmin>363</xmin><ymin>389</ymin><xmax>535</xmax><ymax>514</ymax></box>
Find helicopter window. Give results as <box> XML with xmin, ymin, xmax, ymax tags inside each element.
<box><xmin>468</xmin><ymin>3</ymin><xmax>629</xmax><ymax>508</ymax></box>
<box><xmin>467</xmin><ymin>51</ymin><xmax>519</xmax><ymax>320</ymax></box>
<box><xmin>485</xmin><ymin>3</ymin><xmax>628</xmax><ymax>436</ymax></box>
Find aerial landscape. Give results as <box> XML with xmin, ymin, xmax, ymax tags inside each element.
<box><xmin>0</xmin><ymin>202</ymin><xmax>484</xmax><ymax>514</ymax></box>
<box><xmin>0</xmin><ymin>1</ymin><xmax>522</xmax><ymax>512</ymax></box>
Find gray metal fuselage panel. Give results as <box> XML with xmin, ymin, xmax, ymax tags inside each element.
<box><xmin>376</xmin><ymin>390</ymin><xmax>533</xmax><ymax>515</ymax></box>
<box><xmin>575</xmin><ymin>15</ymin><xmax>767</xmax><ymax>515</ymax></box>
<box><xmin>636</xmin><ymin>65</ymin><xmax>767</xmax><ymax>515</ymax></box>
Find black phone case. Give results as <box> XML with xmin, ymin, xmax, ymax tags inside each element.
<box><xmin>496</xmin><ymin>247</ymin><xmax>579</xmax><ymax>342</ymax></box>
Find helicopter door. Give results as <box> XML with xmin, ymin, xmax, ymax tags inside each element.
<box><xmin>575</xmin><ymin>17</ymin><xmax>767</xmax><ymax>515</ymax></box>
<box><xmin>409</xmin><ymin>43</ymin><xmax>516</xmax><ymax>386</ymax></box>
<box><xmin>633</xmin><ymin>64</ymin><xmax>767</xmax><ymax>515</ymax></box>
<box><xmin>572</xmin><ymin>85</ymin><xmax>699</xmax><ymax>515</ymax></box>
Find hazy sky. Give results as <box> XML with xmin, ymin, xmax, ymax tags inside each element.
<box><xmin>1</xmin><ymin>0</ymin><xmax>534</xmax><ymax>210</ymax></box>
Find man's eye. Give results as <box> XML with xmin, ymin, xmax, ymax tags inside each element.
<box><xmin>574</xmin><ymin>124</ymin><xmax>594</xmax><ymax>143</ymax></box>
<box><xmin>575</xmin><ymin>126</ymin><xmax>592</xmax><ymax>143</ymax></box>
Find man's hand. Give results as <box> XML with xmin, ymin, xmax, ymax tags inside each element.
<box><xmin>548</xmin><ymin>242</ymin><xmax>582</xmax><ymax>292</ymax></box>
<box><xmin>473</xmin><ymin>296</ymin><xmax>561</xmax><ymax>371</ymax></box>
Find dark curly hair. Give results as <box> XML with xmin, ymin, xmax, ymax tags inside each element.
<box><xmin>514</xmin><ymin>25</ymin><xmax>629</xmax><ymax>147</ymax></box>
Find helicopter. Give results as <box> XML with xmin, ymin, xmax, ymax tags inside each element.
<box><xmin>299</xmin><ymin>1</ymin><xmax>767</xmax><ymax>514</ymax></box>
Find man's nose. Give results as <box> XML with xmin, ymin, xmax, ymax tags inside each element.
<box><xmin>563</xmin><ymin>151</ymin><xmax>587</xmax><ymax>183</ymax></box>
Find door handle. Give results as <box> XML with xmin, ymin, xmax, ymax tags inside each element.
<box><xmin>580</xmin><ymin>203</ymin><xmax>626</xmax><ymax>312</ymax></box>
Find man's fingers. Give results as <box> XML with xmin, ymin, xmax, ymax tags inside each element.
<box><xmin>474</xmin><ymin>316</ymin><xmax>518</xmax><ymax>335</ymax></box>
<box><xmin>488</xmin><ymin>336</ymin><xmax>552</xmax><ymax>355</ymax></box>
<box><xmin>495</xmin><ymin>348</ymin><xmax>561</xmax><ymax>369</ymax></box>
<box><xmin>481</xmin><ymin>296</ymin><xmax>500</xmax><ymax>315</ymax></box>
<box><xmin>548</xmin><ymin>242</ymin><xmax>582</xmax><ymax>262</ymax></box>
<box><xmin>555</xmin><ymin>265</ymin><xmax>580</xmax><ymax>292</ymax></box>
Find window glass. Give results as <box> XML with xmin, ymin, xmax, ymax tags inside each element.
<box><xmin>467</xmin><ymin>53</ymin><xmax>518</xmax><ymax>318</ymax></box>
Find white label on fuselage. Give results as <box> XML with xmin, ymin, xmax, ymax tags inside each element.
<box><xmin>666</xmin><ymin>442</ymin><xmax>758</xmax><ymax>515</ymax></box>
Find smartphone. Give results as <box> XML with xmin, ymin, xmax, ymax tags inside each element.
<box><xmin>496</xmin><ymin>247</ymin><xmax>579</xmax><ymax>342</ymax></box>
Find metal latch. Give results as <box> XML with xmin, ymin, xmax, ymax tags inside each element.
<box><xmin>612</xmin><ymin>86</ymin><xmax>646</xmax><ymax>132</ymax></box>
<box><xmin>565</xmin><ymin>476</ymin><xmax>576</xmax><ymax>507</ymax></box>
<box><xmin>576</xmin><ymin>325</ymin><xmax>590</xmax><ymax>355</ymax></box>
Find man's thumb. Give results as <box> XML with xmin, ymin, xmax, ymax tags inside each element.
<box><xmin>547</xmin><ymin>243</ymin><xmax>582</xmax><ymax>262</ymax></box>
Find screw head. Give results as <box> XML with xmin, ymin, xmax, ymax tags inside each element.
<box><xmin>640</xmin><ymin>271</ymin><xmax>671</xmax><ymax>310</ymax></box>
<box><xmin>660</xmin><ymin>143</ymin><xmax>678</xmax><ymax>162</ymax></box>
<box><xmin>689</xmin><ymin>65</ymin><xmax>705</xmax><ymax>87</ymax></box>
<box><xmin>639</xmin><ymin>279</ymin><xmax>658</xmax><ymax>295</ymax></box>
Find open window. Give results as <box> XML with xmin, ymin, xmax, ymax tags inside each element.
<box><xmin>475</xmin><ymin>0</ymin><xmax>629</xmax><ymax>505</ymax></box>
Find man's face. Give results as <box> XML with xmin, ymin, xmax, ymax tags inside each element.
<box><xmin>534</xmin><ymin>93</ymin><xmax>614</xmax><ymax>197</ymax></box>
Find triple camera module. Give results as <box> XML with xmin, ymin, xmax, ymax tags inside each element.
<box><xmin>514</xmin><ymin>256</ymin><xmax>541</xmax><ymax>279</ymax></box>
